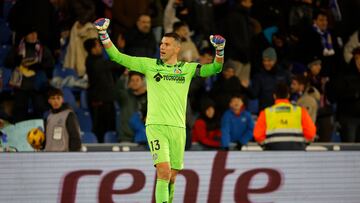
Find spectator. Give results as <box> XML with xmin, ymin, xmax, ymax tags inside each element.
<box><xmin>149</xmin><ymin>0</ymin><xmax>164</xmax><ymax>44</ymax></box>
<box><xmin>84</xmin><ymin>38</ymin><xmax>125</xmax><ymax>143</ymax></box>
<box><xmin>297</xmin><ymin>9</ymin><xmax>340</xmax><ymax>77</ymax></box>
<box><xmin>173</xmin><ymin>21</ymin><xmax>200</xmax><ymax>62</ymax></box>
<box><xmin>124</xmin><ymin>14</ymin><xmax>158</xmax><ymax>57</ymax></box>
<box><xmin>250</xmin><ymin>47</ymin><xmax>291</xmax><ymax>111</ymax></box>
<box><xmin>305</xmin><ymin>56</ymin><xmax>334</xmax><ymax>142</ymax></box>
<box><xmin>290</xmin><ymin>74</ymin><xmax>320</xmax><ymax>122</ymax></box>
<box><xmin>343</xmin><ymin>28</ymin><xmax>360</xmax><ymax>64</ymax></box>
<box><xmin>254</xmin><ymin>83</ymin><xmax>316</xmax><ymax>150</ymax></box>
<box><xmin>334</xmin><ymin>47</ymin><xmax>360</xmax><ymax>142</ymax></box>
<box><xmin>63</xmin><ymin>20</ymin><xmax>98</xmax><ymax>76</ymax></box>
<box><xmin>221</xmin><ymin>94</ymin><xmax>254</xmax><ymax>150</ymax></box>
<box><xmin>192</xmin><ymin>99</ymin><xmax>221</xmax><ymax>149</ymax></box>
<box><xmin>4</xmin><ymin>27</ymin><xmax>55</xmax><ymax>122</ymax></box>
<box><xmin>163</xmin><ymin>0</ymin><xmax>180</xmax><ymax>34</ymax></box>
<box><xmin>179</xmin><ymin>0</ymin><xmax>216</xmax><ymax>48</ymax></box>
<box><xmin>288</xmin><ymin>0</ymin><xmax>315</xmax><ymax>34</ymax></box>
<box><xmin>114</xmin><ymin>71</ymin><xmax>147</xmax><ymax>143</ymax></box>
<box><xmin>223</xmin><ymin>0</ymin><xmax>255</xmax><ymax>81</ymax></box>
<box><xmin>44</xmin><ymin>87</ymin><xmax>81</xmax><ymax>152</ymax></box>
<box><xmin>8</xmin><ymin>0</ymin><xmax>60</xmax><ymax>52</ymax></box>
<box><xmin>111</xmin><ymin>0</ymin><xmax>150</xmax><ymax>39</ymax></box>
<box><xmin>210</xmin><ymin>61</ymin><xmax>247</xmax><ymax>116</ymax></box>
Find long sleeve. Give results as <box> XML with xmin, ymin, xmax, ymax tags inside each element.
<box><xmin>192</xmin><ymin>119</ymin><xmax>221</xmax><ymax>148</ymax></box>
<box><xmin>301</xmin><ymin>108</ymin><xmax>316</xmax><ymax>141</ymax></box>
<box><xmin>241</xmin><ymin>112</ymin><xmax>254</xmax><ymax>144</ymax></box>
<box><xmin>253</xmin><ymin>110</ymin><xmax>267</xmax><ymax>143</ymax></box>
<box><xmin>220</xmin><ymin>112</ymin><xmax>232</xmax><ymax>148</ymax></box>
<box><xmin>105</xmin><ymin>45</ymin><xmax>153</xmax><ymax>74</ymax></box>
<box><xmin>199</xmin><ymin>61</ymin><xmax>223</xmax><ymax>77</ymax></box>
<box><xmin>66</xmin><ymin>112</ymin><xmax>81</xmax><ymax>151</ymax></box>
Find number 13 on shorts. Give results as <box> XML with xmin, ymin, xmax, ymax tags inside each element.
<box><xmin>150</xmin><ymin>140</ymin><xmax>160</xmax><ymax>151</ymax></box>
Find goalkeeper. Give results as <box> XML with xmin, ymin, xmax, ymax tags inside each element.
<box><xmin>94</xmin><ymin>18</ymin><xmax>225</xmax><ymax>203</ymax></box>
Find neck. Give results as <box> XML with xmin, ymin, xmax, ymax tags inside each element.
<box><xmin>163</xmin><ymin>57</ymin><xmax>178</xmax><ymax>65</ymax></box>
<box><xmin>133</xmin><ymin>87</ymin><xmax>146</xmax><ymax>96</ymax></box>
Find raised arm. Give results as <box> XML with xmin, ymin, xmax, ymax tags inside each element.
<box><xmin>93</xmin><ymin>18</ymin><xmax>148</xmax><ymax>73</ymax></box>
<box><xmin>198</xmin><ymin>35</ymin><xmax>226</xmax><ymax>77</ymax></box>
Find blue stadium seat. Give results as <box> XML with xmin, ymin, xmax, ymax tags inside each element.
<box><xmin>81</xmin><ymin>132</ymin><xmax>98</xmax><ymax>143</ymax></box>
<box><xmin>104</xmin><ymin>131</ymin><xmax>118</xmax><ymax>143</ymax></box>
<box><xmin>80</xmin><ymin>90</ymin><xmax>88</xmax><ymax>109</ymax></box>
<box><xmin>75</xmin><ymin>109</ymin><xmax>92</xmax><ymax>132</ymax></box>
<box><xmin>62</xmin><ymin>88</ymin><xmax>78</xmax><ymax>110</ymax></box>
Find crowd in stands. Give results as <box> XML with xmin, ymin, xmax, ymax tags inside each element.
<box><xmin>1</xmin><ymin>0</ymin><xmax>360</xmax><ymax>150</ymax></box>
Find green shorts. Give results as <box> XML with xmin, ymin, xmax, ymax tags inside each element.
<box><xmin>146</xmin><ymin>125</ymin><xmax>186</xmax><ymax>170</ymax></box>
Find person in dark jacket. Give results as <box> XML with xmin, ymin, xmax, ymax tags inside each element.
<box><xmin>123</xmin><ymin>14</ymin><xmax>158</xmax><ymax>57</ymax></box>
<box><xmin>44</xmin><ymin>87</ymin><xmax>81</xmax><ymax>152</ymax></box>
<box><xmin>223</xmin><ymin>0</ymin><xmax>255</xmax><ymax>64</ymax></box>
<box><xmin>334</xmin><ymin>47</ymin><xmax>360</xmax><ymax>142</ymax></box>
<box><xmin>4</xmin><ymin>27</ymin><xmax>55</xmax><ymax>122</ymax></box>
<box><xmin>84</xmin><ymin>38</ymin><xmax>125</xmax><ymax>142</ymax></box>
<box><xmin>210</xmin><ymin>61</ymin><xmax>248</xmax><ymax>116</ymax></box>
<box><xmin>250</xmin><ymin>47</ymin><xmax>291</xmax><ymax>111</ymax></box>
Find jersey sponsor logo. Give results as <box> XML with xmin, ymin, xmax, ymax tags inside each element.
<box><xmin>153</xmin><ymin>72</ymin><xmax>186</xmax><ymax>83</ymax></box>
<box><xmin>174</xmin><ymin>67</ymin><xmax>182</xmax><ymax>74</ymax></box>
<box><xmin>153</xmin><ymin>73</ymin><xmax>163</xmax><ymax>82</ymax></box>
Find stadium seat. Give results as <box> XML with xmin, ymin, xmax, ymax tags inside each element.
<box><xmin>81</xmin><ymin>132</ymin><xmax>98</xmax><ymax>143</ymax></box>
<box><xmin>80</xmin><ymin>90</ymin><xmax>88</xmax><ymax>109</ymax></box>
<box><xmin>75</xmin><ymin>109</ymin><xmax>92</xmax><ymax>132</ymax></box>
<box><xmin>62</xmin><ymin>88</ymin><xmax>78</xmax><ymax>110</ymax></box>
<box><xmin>104</xmin><ymin>131</ymin><xmax>118</xmax><ymax>143</ymax></box>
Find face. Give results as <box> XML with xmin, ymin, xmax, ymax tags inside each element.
<box><xmin>291</xmin><ymin>80</ymin><xmax>303</xmax><ymax>93</ymax></box>
<box><xmin>314</xmin><ymin>14</ymin><xmax>328</xmax><ymax>31</ymax></box>
<box><xmin>160</xmin><ymin>37</ymin><xmax>180</xmax><ymax>62</ymax></box>
<box><xmin>205</xmin><ymin>106</ymin><xmax>215</xmax><ymax>119</ymax></box>
<box><xmin>263</xmin><ymin>58</ymin><xmax>276</xmax><ymax>71</ymax></box>
<box><xmin>199</xmin><ymin>53</ymin><xmax>213</xmax><ymax>65</ymax></box>
<box><xmin>230</xmin><ymin>97</ymin><xmax>244</xmax><ymax>113</ymax></box>
<box><xmin>116</xmin><ymin>33</ymin><xmax>126</xmax><ymax>49</ymax></box>
<box><xmin>128</xmin><ymin>75</ymin><xmax>145</xmax><ymax>91</ymax></box>
<box><xmin>223</xmin><ymin>68</ymin><xmax>235</xmax><ymax>79</ymax></box>
<box><xmin>137</xmin><ymin>15</ymin><xmax>151</xmax><ymax>33</ymax></box>
<box><xmin>25</xmin><ymin>31</ymin><xmax>38</xmax><ymax>43</ymax></box>
<box><xmin>91</xmin><ymin>40</ymin><xmax>103</xmax><ymax>56</ymax></box>
<box><xmin>309</xmin><ymin>63</ymin><xmax>321</xmax><ymax>76</ymax></box>
<box><xmin>48</xmin><ymin>95</ymin><xmax>64</xmax><ymax>110</ymax></box>
<box><xmin>273</xmin><ymin>36</ymin><xmax>284</xmax><ymax>47</ymax></box>
<box><xmin>355</xmin><ymin>54</ymin><xmax>360</xmax><ymax>72</ymax></box>
<box><xmin>241</xmin><ymin>0</ymin><xmax>253</xmax><ymax>8</ymax></box>
<box><xmin>175</xmin><ymin>25</ymin><xmax>190</xmax><ymax>39</ymax></box>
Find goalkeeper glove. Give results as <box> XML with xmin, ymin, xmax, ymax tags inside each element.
<box><xmin>94</xmin><ymin>18</ymin><xmax>111</xmax><ymax>44</ymax></box>
<box><xmin>210</xmin><ymin>35</ymin><xmax>226</xmax><ymax>58</ymax></box>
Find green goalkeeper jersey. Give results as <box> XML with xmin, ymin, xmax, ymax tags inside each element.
<box><xmin>106</xmin><ymin>45</ymin><xmax>222</xmax><ymax>128</ymax></box>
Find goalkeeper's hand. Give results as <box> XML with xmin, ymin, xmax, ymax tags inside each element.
<box><xmin>210</xmin><ymin>35</ymin><xmax>226</xmax><ymax>58</ymax></box>
<box><xmin>94</xmin><ymin>18</ymin><xmax>111</xmax><ymax>43</ymax></box>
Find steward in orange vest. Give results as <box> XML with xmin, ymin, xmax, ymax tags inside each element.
<box><xmin>254</xmin><ymin>83</ymin><xmax>316</xmax><ymax>150</ymax></box>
